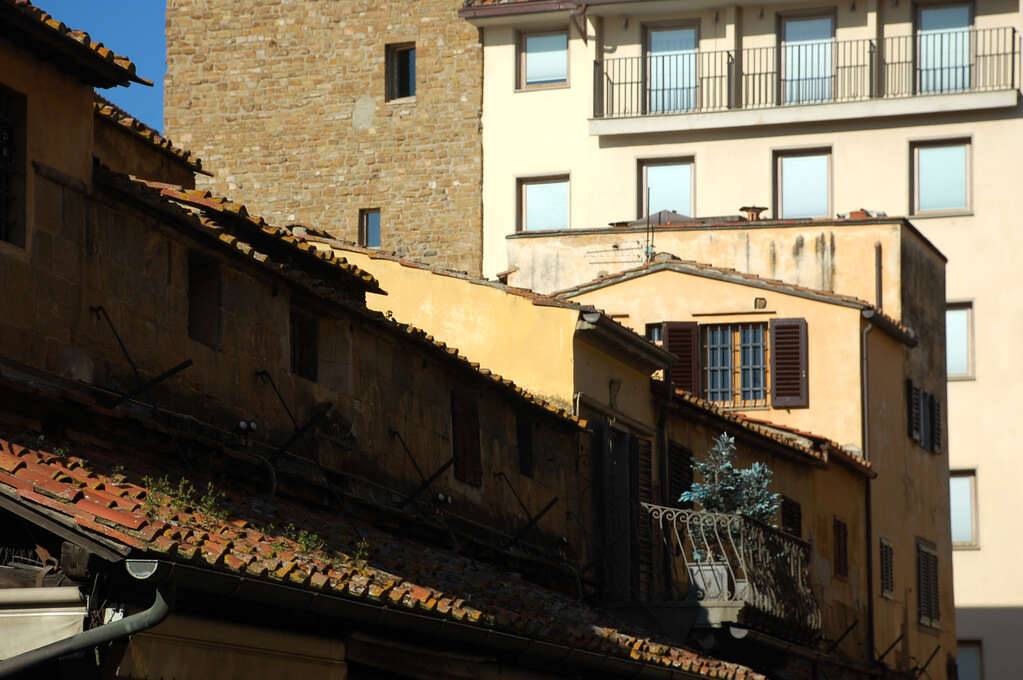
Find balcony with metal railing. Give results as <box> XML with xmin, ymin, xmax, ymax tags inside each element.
<box><xmin>640</xmin><ymin>502</ymin><xmax>821</xmax><ymax>642</ymax></box>
<box><xmin>592</xmin><ymin>27</ymin><xmax>1019</xmax><ymax>134</ymax></box>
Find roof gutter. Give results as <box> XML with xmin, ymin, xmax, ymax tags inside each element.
<box><xmin>861</xmin><ymin>309</ymin><xmax>917</xmax><ymax>347</ymax></box>
<box><xmin>0</xmin><ymin>561</ymin><xmax>171</xmax><ymax>678</ymax></box>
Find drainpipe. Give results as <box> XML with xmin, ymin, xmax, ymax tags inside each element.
<box><xmin>860</xmin><ymin>321</ymin><xmax>876</xmax><ymax>664</ymax></box>
<box><xmin>0</xmin><ymin>561</ymin><xmax>171</xmax><ymax>678</ymax></box>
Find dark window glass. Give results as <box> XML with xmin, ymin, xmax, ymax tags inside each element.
<box><xmin>290</xmin><ymin>309</ymin><xmax>319</xmax><ymax>382</ymax></box>
<box><xmin>187</xmin><ymin>251</ymin><xmax>221</xmax><ymax>348</ymax></box>
<box><xmin>644</xmin><ymin>323</ymin><xmax>662</xmax><ymax>343</ymax></box>
<box><xmin>386</xmin><ymin>44</ymin><xmax>416</xmax><ymax>100</ymax></box>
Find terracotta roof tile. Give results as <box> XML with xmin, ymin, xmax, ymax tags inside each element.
<box><xmin>2</xmin><ymin>0</ymin><xmax>151</xmax><ymax>86</ymax></box>
<box><xmin>0</xmin><ymin>433</ymin><xmax>761</xmax><ymax>680</ymax></box>
<box><xmin>94</xmin><ymin>95</ymin><xmax>208</xmax><ymax>175</ymax></box>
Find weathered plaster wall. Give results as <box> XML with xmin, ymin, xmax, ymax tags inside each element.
<box><xmin>92</xmin><ymin>120</ymin><xmax>198</xmax><ymax>190</ymax></box>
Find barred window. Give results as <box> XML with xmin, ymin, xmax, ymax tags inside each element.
<box><xmin>880</xmin><ymin>539</ymin><xmax>895</xmax><ymax>597</ymax></box>
<box><xmin>702</xmin><ymin>323</ymin><xmax>769</xmax><ymax>407</ymax></box>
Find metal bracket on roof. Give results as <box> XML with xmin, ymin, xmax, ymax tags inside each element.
<box><xmin>272</xmin><ymin>401</ymin><xmax>333</xmax><ymax>462</ymax></box>
<box><xmin>825</xmin><ymin>619</ymin><xmax>858</xmax><ymax>654</ymax></box>
<box><xmin>874</xmin><ymin>630</ymin><xmax>903</xmax><ymax>662</ymax></box>
<box><xmin>401</xmin><ymin>459</ymin><xmax>455</xmax><ymax>510</ymax></box>
<box><xmin>389</xmin><ymin>427</ymin><xmax>461</xmax><ymax>552</ymax></box>
<box><xmin>494</xmin><ymin>470</ymin><xmax>560</xmax><ymax>551</ymax></box>
<box><xmin>89</xmin><ymin>306</ymin><xmax>139</xmax><ymax>377</ymax></box>
<box><xmin>912</xmin><ymin>645</ymin><xmax>940</xmax><ymax>679</ymax></box>
<box><xmin>255</xmin><ymin>370</ymin><xmax>319</xmax><ymax>460</ymax></box>
<box><xmin>110</xmin><ymin>359</ymin><xmax>193</xmax><ymax>408</ymax></box>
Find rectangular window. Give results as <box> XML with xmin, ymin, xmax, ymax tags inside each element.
<box><xmin>359</xmin><ymin>209</ymin><xmax>381</xmax><ymax>248</ymax></box>
<box><xmin>914</xmin><ymin>140</ymin><xmax>970</xmax><ymax>214</ymax></box>
<box><xmin>957</xmin><ymin>641</ymin><xmax>983</xmax><ymax>680</ymax></box>
<box><xmin>518</xmin><ymin>176</ymin><xmax>569</xmax><ymax>231</ymax></box>
<box><xmin>916</xmin><ymin>539</ymin><xmax>940</xmax><ymax>626</ymax></box>
<box><xmin>290</xmin><ymin>309</ymin><xmax>319</xmax><ymax>382</ymax></box>
<box><xmin>918</xmin><ymin>5</ymin><xmax>971</xmax><ymax>93</ymax></box>
<box><xmin>0</xmin><ymin>84</ymin><xmax>27</xmax><ymax>247</ymax></box>
<box><xmin>519</xmin><ymin>31</ymin><xmax>568</xmax><ymax>88</ymax></box>
<box><xmin>644</xmin><ymin>323</ymin><xmax>663</xmax><ymax>343</ymax></box>
<box><xmin>776</xmin><ymin>150</ymin><xmax>830</xmax><ymax>219</ymax></box>
<box><xmin>702</xmin><ymin>323</ymin><xmax>768</xmax><ymax>407</ymax></box>
<box><xmin>833</xmin><ymin>518</ymin><xmax>849</xmax><ymax>578</ymax></box>
<box><xmin>781</xmin><ymin>496</ymin><xmax>802</xmax><ymax>538</ymax></box>
<box><xmin>946</xmin><ymin>302</ymin><xmax>973</xmax><ymax>379</ymax></box>
<box><xmin>516</xmin><ymin>414</ymin><xmax>533</xmax><ymax>478</ymax></box>
<box><xmin>950</xmin><ymin>470</ymin><xmax>977</xmax><ymax>547</ymax></box>
<box><xmin>386</xmin><ymin>43</ymin><xmax>416</xmax><ymax>100</ymax></box>
<box><xmin>880</xmin><ymin>538</ymin><xmax>895</xmax><ymax>597</ymax></box>
<box><xmin>646</xmin><ymin>26</ymin><xmax>698</xmax><ymax>113</ymax></box>
<box><xmin>781</xmin><ymin>15</ymin><xmax>835</xmax><ymax>103</ymax></box>
<box><xmin>187</xmin><ymin>251</ymin><xmax>222</xmax><ymax>349</ymax></box>
<box><xmin>451</xmin><ymin>391</ymin><xmax>482</xmax><ymax>486</ymax></box>
<box><xmin>639</xmin><ymin>158</ymin><xmax>693</xmax><ymax>218</ymax></box>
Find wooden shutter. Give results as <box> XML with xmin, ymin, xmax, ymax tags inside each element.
<box><xmin>931</xmin><ymin>396</ymin><xmax>942</xmax><ymax>454</ymax></box>
<box><xmin>781</xmin><ymin>496</ymin><xmax>802</xmax><ymax>538</ymax></box>
<box><xmin>880</xmin><ymin>540</ymin><xmax>894</xmax><ymax>596</ymax></box>
<box><xmin>906</xmin><ymin>379</ymin><xmax>922</xmax><ymax>443</ymax></box>
<box><xmin>632</xmin><ymin>436</ymin><xmax>654</xmax><ymax>601</ymax></box>
<box><xmin>916</xmin><ymin>543</ymin><xmax>939</xmax><ymax>625</ymax></box>
<box><xmin>663</xmin><ymin>322</ymin><xmax>700</xmax><ymax>394</ymax></box>
<box><xmin>770</xmin><ymin>318</ymin><xmax>808</xmax><ymax>408</ymax></box>
<box><xmin>451</xmin><ymin>391</ymin><xmax>482</xmax><ymax>486</ymax></box>
<box><xmin>667</xmin><ymin>442</ymin><xmax>693</xmax><ymax>506</ymax></box>
<box><xmin>833</xmin><ymin>518</ymin><xmax>849</xmax><ymax>578</ymax></box>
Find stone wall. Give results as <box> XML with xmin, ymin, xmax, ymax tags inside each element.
<box><xmin>165</xmin><ymin>0</ymin><xmax>483</xmax><ymax>273</ymax></box>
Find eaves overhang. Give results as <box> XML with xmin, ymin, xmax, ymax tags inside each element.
<box><xmin>576</xmin><ymin>310</ymin><xmax>675</xmax><ymax>372</ymax></box>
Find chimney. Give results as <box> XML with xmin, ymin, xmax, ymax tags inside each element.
<box><xmin>740</xmin><ymin>206</ymin><xmax>768</xmax><ymax>221</ymax></box>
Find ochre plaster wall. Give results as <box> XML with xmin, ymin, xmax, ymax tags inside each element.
<box><xmin>92</xmin><ymin>121</ymin><xmax>198</xmax><ymax>189</ymax></box>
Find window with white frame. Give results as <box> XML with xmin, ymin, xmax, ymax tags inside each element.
<box><xmin>518</xmin><ymin>176</ymin><xmax>569</xmax><ymax>231</ymax></box>
<box><xmin>519</xmin><ymin>31</ymin><xmax>568</xmax><ymax>88</ymax></box>
<box><xmin>950</xmin><ymin>470</ymin><xmax>977</xmax><ymax>548</ymax></box>
<box><xmin>639</xmin><ymin>158</ymin><xmax>693</xmax><ymax>218</ymax></box>
<box><xmin>914</xmin><ymin>140</ymin><xmax>970</xmax><ymax>214</ymax></box>
<box><xmin>946</xmin><ymin>301</ymin><xmax>973</xmax><ymax>379</ymax></box>
<box><xmin>776</xmin><ymin>150</ymin><xmax>830</xmax><ymax>219</ymax></box>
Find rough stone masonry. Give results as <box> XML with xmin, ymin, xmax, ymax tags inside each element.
<box><xmin>165</xmin><ymin>0</ymin><xmax>482</xmax><ymax>273</ymax></box>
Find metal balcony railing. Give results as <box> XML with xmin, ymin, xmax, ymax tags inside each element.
<box><xmin>594</xmin><ymin>26</ymin><xmax>1018</xmax><ymax>119</ymax></box>
<box><xmin>642</xmin><ymin>502</ymin><xmax>821</xmax><ymax>637</ymax></box>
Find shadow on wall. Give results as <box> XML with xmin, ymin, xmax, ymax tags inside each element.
<box><xmin>955</xmin><ymin>607</ymin><xmax>1023</xmax><ymax>679</ymax></box>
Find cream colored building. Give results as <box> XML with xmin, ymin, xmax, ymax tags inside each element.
<box><xmin>460</xmin><ymin>0</ymin><xmax>1022</xmax><ymax>677</ymax></box>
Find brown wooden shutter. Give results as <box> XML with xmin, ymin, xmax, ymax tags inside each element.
<box><xmin>451</xmin><ymin>391</ymin><xmax>481</xmax><ymax>486</ymax></box>
<box><xmin>632</xmin><ymin>436</ymin><xmax>654</xmax><ymax>601</ymax></box>
<box><xmin>880</xmin><ymin>540</ymin><xmax>894</xmax><ymax>596</ymax></box>
<box><xmin>771</xmin><ymin>318</ymin><xmax>808</xmax><ymax>408</ymax></box>
<box><xmin>666</xmin><ymin>442</ymin><xmax>693</xmax><ymax>506</ymax></box>
<box><xmin>916</xmin><ymin>543</ymin><xmax>939</xmax><ymax>625</ymax></box>
<box><xmin>906</xmin><ymin>379</ymin><xmax>922</xmax><ymax>443</ymax></box>
<box><xmin>781</xmin><ymin>496</ymin><xmax>802</xmax><ymax>538</ymax></box>
<box><xmin>931</xmin><ymin>396</ymin><xmax>942</xmax><ymax>454</ymax></box>
<box><xmin>662</xmin><ymin>322</ymin><xmax>700</xmax><ymax>394</ymax></box>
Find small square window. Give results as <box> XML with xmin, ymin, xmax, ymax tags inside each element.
<box><xmin>518</xmin><ymin>176</ymin><xmax>569</xmax><ymax>231</ymax></box>
<box><xmin>187</xmin><ymin>251</ymin><xmax>222</xmax><ymax>349</ymax></box>
<box><xmin>950</xmin><ymin>470</ymin><xmax>977</xmax><ymax>548</ymax></box>
<box><xmin>880</xmin><ymin>538</ymin><xmax>894</xmax><ymax>597</ymax></box>
<box><xmin>639</xmin><ymin>159</ymin><xmax>693</xmax><ymax>219</ymax></box>
<box><xmin>957</xmin><ymin>641</ymin><xmax>983</xmax><ymax>680</ymax></box>
<box><xmin>518</xmin><ymin>31</ymin><xmax>568</xmax><ymax>89</ymax></box>
<box><xmin>0</xmin><ymin>84</ymin><xmax>27</xmax><ymax>248</ymax></box>
<box><xmin>833</xmin><ymin>517</ymin><xmax>849</xmax><ymax>578</ymax></box>
<box><xmin>290</xmin><ymin>309</ymin><xmax>319</xmax><ymax>382</ymax></box>
<box><xmin>946</xmin><ymin>301</ymin><xmax>973</xmax><ymax>379</ymax></box>
<box><xmin>359</xmin><ymin>209</ymin><xmax>381</xmax><ymax>248</ymax></box>
<box><xmin>776</xmin><ymin>150</ymin><xmax>830</xmax><ymax>219</ymax></box>
<box><xmin>386</xmin><ymin>43</ymin><xmax>416</xmax><ymax>101</ymax></box>
<box><xmin>644</xmin><ymin>323</ymin><xmax>663</xmax><ymax>343</ymax></box>
<box><xmin>913</xmin><ymin>140</ymin><xmax>970</xmax><ymax>214</ymax></box>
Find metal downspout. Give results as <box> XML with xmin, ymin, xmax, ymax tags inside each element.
<box><xmin>0</xmin><ymin>584</ymin><xmax>171</xmax><ymax>677</ymax></box>
<box><xmin>861</xmin><ymin>320</ymin><xmax>876</xmax><ymax>664</ymax></box>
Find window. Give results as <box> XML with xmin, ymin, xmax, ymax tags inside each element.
<box><xmin>905</xmin><ymin>379</ymin><xmax>942</xmax><ymax>453</ymax></box>
<box><xmin>957</xmin><ymin>641</ymin><xmax>983</xmax><ymax>680</ymax></box>
<box><xmin>946</xmin><ymin>302</ymin><xmax>973</xmax><ymax>379</ymax></box>
<box><xmin>666</xmin><ymin>442</ymin><xmax>693</xmax><ymax>506</ymax></box>
<box><xmin>451</xmin><ymin>391</ymin><xmax>481</xmax><ymax>486</ymax></box>
<box><xmin>516</xmin><ymin>413</ymin><xmax>533</xmax><ymax>478</ymax></box>
<box><xmin>518</xmin><ymin>176</ymin><xmax>569</xmax><ymax>231</ymax></box>
<box><xmin>661</xmin><ymin>318</ymin><xmax>808</xmax><ymax>408</ymax></box>
<box><xmin>776</xmin><ymin>150</ymin><xmax>831</xmax><ymax>219</ymax></box>
<box><xmin>950</xmin><ymin>470</ymin><xmax>977</xmax><ymax>548</ymax></box>
<box><xmin>519</xmin><ymin>31</ymin><xmax>568</xmax><ymax>89</ymax></box>
<box><xmin>290</xmin><ymin>309</ymin><xmax>318</xmax><ymax>382</ymax></box>
<box><xmin>639</xmin><ymin>158</ymin><xmax>693</xmax><ymax>218</ymax></box>
<box><xmin>916</xmin><ymin>539</ymin><xmax>940</xmax><ymax>626</ymax></box>
<box><xmin>187</xmin><ymin>251</ymin><xmax>221</xmax><ymax>348</ymax></box>
<box><xmin>781</xmin><ymin>496</ymin><xmax>802</xmax><ymax>538</ymax></box>
<box><xmin>781</xmin><ymin>15</ymin><xmax>835</xmax><ymax>103</ymax></box>
<box><xmin>644</xmin><ymin>323</ymin><xmax>663</xmax><ymax>343</ymax></box>
<box><xmin>913</xmin><ymin>140</ymin><xmax>970</xmax><ymax>214</ymax></box>
<box><xmin>833</xmin><ymin>517</ymin><xmax>849</xmax><ymax>579</ymax></box>
<box><xmin>646</xmin><ymin>25</ymin><xmax>698</xmax><ymax>112</ymax></box>
<box><xmin>880</xmin><ymin>538</ymin><xmax>895</xmax><ymax>597</ymax></box>
<box><xmin>0</xmin><ymin>84</ymin><xmax>27</xmax><ymax>247</ymax></box>
<box><xmin>385</xmin><ymin>43</ymin><xmax>416</xmax><ymax>100</ymax></box>
<box><xmin>918</xmin><ymin>5</ymin><xmax>971</xmax><ymax>93</ymax></box>
<box><xmin>359</xmin><ymin>209</ymin><xmax>381</xmax><ymax>248</ymax></box>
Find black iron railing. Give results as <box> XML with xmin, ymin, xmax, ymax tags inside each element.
<box><xmin>643</xmin><ymin>502</ymin><xmax>821</xmax><ymax>636</ymax></box>
<box><xmin>595</xmin><ymin>26</ymin><xmax>1018</xmax><ymax>119</ymax></box>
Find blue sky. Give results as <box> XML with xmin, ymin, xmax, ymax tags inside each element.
<box><xmin>43</xmin><ymin>0</ymin><xmax>166</xmax><ymax>132</ymax></box>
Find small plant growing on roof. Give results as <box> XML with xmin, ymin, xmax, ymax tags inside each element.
<box><xmin>679</xmin><ymin>432</ymin><xmax>780</xmax><ymax>524</ymax></box>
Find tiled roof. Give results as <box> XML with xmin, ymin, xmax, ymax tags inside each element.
<box><xmin>2</xmin><ymin>0</ymin><xmax>151</xmax><ymax>87</ymax></box>
<box><xmin>555</xmin><ymin>254</ymin><xmax>916</xmax><ymax>342</ymax></box>
<box><xmin>94</xmin><ymin>95</ymin><xmax>209</xmax><ymax>176</ymax></box>
<box><xmin>0</xmin><ymin>435</ymin><xmax>762</xmax><ymax>680</ymax></box>
<box><xmin>674</xmin><ymin>389</ymin><xmax>874</xmax><ymax>476</ymax></box>
<box><xmin>96</xmin><ymin>169</ymin><xmax>584</xmax><ymax>429</ymax></box>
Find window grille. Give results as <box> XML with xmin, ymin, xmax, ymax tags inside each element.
<box><xmin>880</xmin><ymin>539</ymin><xmax>895</xmax><ymax>596</ymax></box>
<box><xmin>703</xmin><ymin>323</ymin><xmax>769</xmax><ymax>407</ymax></box>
